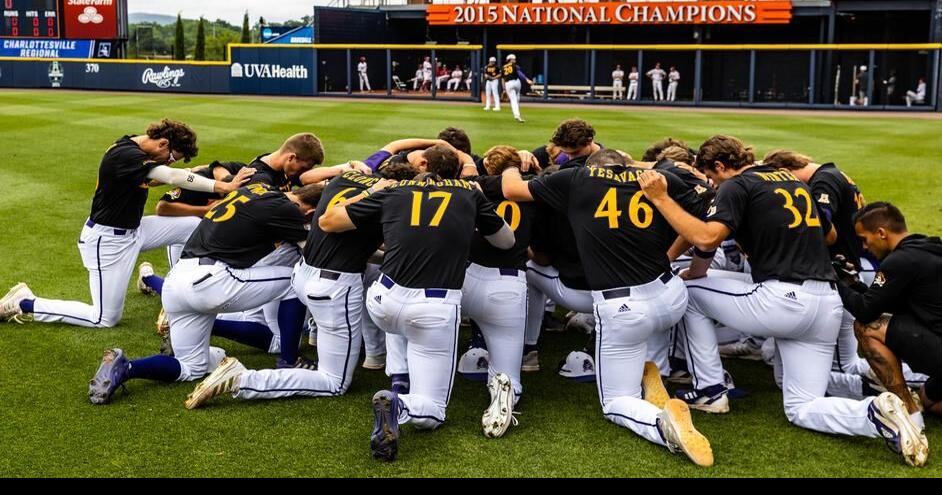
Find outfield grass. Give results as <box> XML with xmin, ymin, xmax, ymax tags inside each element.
<box><xmin>1</xmin><ymin>89</ymin><xmax>941</xmax><ymax>477</ymax></box>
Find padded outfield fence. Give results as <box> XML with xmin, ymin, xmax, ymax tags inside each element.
<box><xmin>1</xmin><ymin>42</ymin><xmax>939</xmax><ymax>111</ymax></box>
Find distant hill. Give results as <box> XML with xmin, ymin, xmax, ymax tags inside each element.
<box><xmin>128</xmin><ymin>13</ymin><xmax>177</xmax><ymax>25</ymax></box>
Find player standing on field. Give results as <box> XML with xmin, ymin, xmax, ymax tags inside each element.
<box><xmin>637</xmin><ymin>135</ymin><xmax>928</xmax><ymax>467</ymax></box>
<box><xmin>502</xmin><ymin>54</ymin><xmax>534</xmax><ymax>124</ymax></box>
<box><xmin>483</xmin><ymin>57</ymin><xmax>502</xmax><ymax>111</ymax></box>
<box><xmin>358</xmin><ymin>56</ymin><xmax>371</xmax><ymax>92</ymax></box>
<box><xmin>612</xmin><ymin>64</ymin><xmax>625</xmax><ymax>100</ymax></box>
<box><xmin>1</xmin><ymin>120</ymin><xmax>253</xmax><ymax>328</ymax></box>
<box><xmin>647</xmin><ymin>63</ymin><xmax>666</xmax><ymax>102</ymax></box>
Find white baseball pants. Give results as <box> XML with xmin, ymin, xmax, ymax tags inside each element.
<box><xmin>162</xmin><ymin>258</ymin><xmax>294</xmax><ymax>381</ymax></box>
<box><xmin>31</xmin><ymin>216</ymin><xmax>200</xmax><ymax>328</ymax></box>
<box><xmin>366</xmin><ymin>275</ymin><xmax>461</xmax><ymax>430</ymax></box>
<box><xmin>461</xmin><ymin>263</ymin><xmax>527</xmax><ymax>401</ymax></box>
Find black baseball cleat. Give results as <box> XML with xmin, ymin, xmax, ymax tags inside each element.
<box><xmin>89</xmin><ymin>348</ymin><xmax>131</xmax><ymax>405</ymax></box>
<box><xmin>370</xmin><ymin>390</ymin><xmax>401</xmax><ymax>462</ymax></box>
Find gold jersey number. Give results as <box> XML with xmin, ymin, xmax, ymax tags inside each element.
<box><xmin>410</xmin><ymin>191</ymin><xmax>452</xmax><ymax>227</ymax></box>
<box><xmin>594</xmin><ymin>188</ymin><xmax>653</xmax><ymax>229</ymax></box>
<box><xmin>775</xmin><ymin>187</ymin><xmax>822</xmax><ymax>229</ymax></box>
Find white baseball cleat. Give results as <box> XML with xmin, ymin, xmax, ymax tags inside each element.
<box><xmin>0</xmin><ymin>282</ymin><xmax>34</xmax><ymax>323</ymax></box>
<box><xmin>718</xmin><ymin>337</ymin><xmax>764</xmax><ymax>361</ymax></box>
<box><xmin>362</xmin><ymin>353</ymin><xmax>386</xmax><ymax>370</ymax></box>
<box><xmin>658</xmin><ymin>399</ymin><xmax>714</xmax><ymax>467</ymax></box>
<box><xmin>869</xmin><ymin>392</ymin><xmax>929</xmax><ymax>467</ymax></box>
<box><xmin>184</xmin><ymin>357</ymin><xmax>246</xmax><ymax>410</ymax></box>
<box><xmin>521</xmin><ymin>350</ymin><xmax>540</xmax><ymax>372</ymax></box>
<box><xmin>482</xmin><ymin>373</ymin><xmax>517</xmax><ymax>439</ymax></box>
<box><xmin>137</xmin><ymin>262</ymin><xmax>157</xmax><ymax>296</ymax></box>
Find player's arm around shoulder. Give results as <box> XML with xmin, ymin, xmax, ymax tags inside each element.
<box><xmin>638</xmin><ymin>170</ymin><xmax>729</xmax><ymax>252</ymax></box>
<box><xmin>500</xmin><ymin>166</ymin><xmax>534</xmax><ymax>202</ymax></box>
<box><xmin>319</xmin><ymin>179</ymin><xmax>396</xmax><ymax>233</ymax></box>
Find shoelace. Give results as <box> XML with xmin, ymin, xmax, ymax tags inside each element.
<box><xmin>509</xmin><ymin>411</ymin><xmax>521</xmax><ymax>427</ymax></box>
<box><xmin>9</xmin><ymin>313</ymin><xmax>33</xmax><ymax>324</ymax></box>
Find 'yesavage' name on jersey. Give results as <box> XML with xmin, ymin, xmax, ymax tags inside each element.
<box><xmin>530</xmin><ymin>165</ymin><xmax>700</xmax><ymax>290</ymax></box>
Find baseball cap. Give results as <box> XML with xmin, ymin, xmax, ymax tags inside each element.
<box><xmin>506</xmin><ymin>54</ymin><xmax>516</xmax><ymax>61</ymax></box>
<box><xmin>489</xmin><ymin>56</ymin><xmax>497</xmax><ymax>63</ymax></box>
<box><xmin>558</xmin><ymin>351</ymin><xmax>596</xmax><ymax>383</ymax></box>
<box><xmin>457</xmin><ymin>347</ymin><xmax>489</xmax><ymax>382</ymax></box>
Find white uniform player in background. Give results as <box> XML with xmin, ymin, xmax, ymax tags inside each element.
<box><xmin>422</xmin><ymin>56</ymin><xmax>434</xmax><ymax>91</ymax></box>
<box><xmin>447</xmin><ymin>66</ymin><xmax>464</xmax><ymax>91</ymax></box>
<box><xmin>483</xmin><ymin>57</ymin><xmax>502</xmax><ymax>111</ymax></box>
<box><xmin>357</xmin><ymin>56</ymin><xmax>371</xmax><ymax>92</ymax></box>
<box><xmin>627</xmin><ymin>66</ymin><xmax>640</xmax><ymax>100</ymax></box>
<box><xmin>647</xmin><ymin>63</ymin><xmax>666</xmax><ymax>101</ymax></box>
<box><xmin>612</xmin><ymin>64</ymin><xmax>625</xmax><ymax>100</ymax></box>
<box><xmin>667</xmin><ymin>66</ymin><xmax>680</xmax><ymax>102</ymax></box>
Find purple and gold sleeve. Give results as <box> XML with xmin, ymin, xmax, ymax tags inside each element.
<box><xmin>364</xmin><ymin>150</ymin><xmax>392</xmax><ymax>172</ymax></box>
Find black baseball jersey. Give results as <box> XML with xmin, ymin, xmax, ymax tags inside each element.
<box><xmin>534</xmin><ymin>157</ymin><xmax>594</xmax><ymax>290</ymax></box>
<box><xmin>181</xmin><ymin>183</ymin><xmax>308</xmax><ymax>269</ymax></box>
<box><xmin>159</xmin><ymin>161</ymin><xmax>245</xmax><ymax>207</ymax></box>
<box><xmin>484</xmin><ymin>64</ymin><xmax>500</xmax><ymax>80</ymax></box>
<box><xmin>246</xmin><ymin>155</ymin><xmax>299</xmax><ymax>192</ymax></box>
<box><xmin>303</xmin><ymin>171</ymin><xmax>384</xmax><ymax>273</ymax></box>
<box><xmin>838</xmin><ymin>234</ymin><xmax>942</xmax><ymax>331</ymax></box>
<box><xmin>529</xmin><ymin>165</ymin><xmax>700</xmax><ymax>290</ymax></box>
<box><xmin>89</xmin><ymin>135</ymin><xmax>159</xmax><ymax>229</ymax></box>
<box><xmin>707</xmin><ymin>165</ymin><xmax>836</xmax><ymax>283</ymax></box>
<box><xmin>345</xmin><ymin>178</ymin><xmax>506</xmax><ymax>289</ymax></box>
<box><xmin>654</xmin><ymin>159</ymin><xmax>715</xmax><ymax>218</ymax></box>
<box><xmin>502</xmin><ymin>62</ymin><xmax>521</xmax><ymax>82</ymax></box>
<box><xmin>469</xmin><ymin>175</ymin><xmax>536</xmax><ymax>270</ymax></box>
<box><xmin>810</xmin><ymin>163</ymin><xmax>866</xmax><ymax>268</ymax></box>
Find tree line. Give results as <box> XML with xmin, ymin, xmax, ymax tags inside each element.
<box><xmin>129</xmin><ymin>13</ymin><xmax>312</xmax><ymax>61</ymax></box>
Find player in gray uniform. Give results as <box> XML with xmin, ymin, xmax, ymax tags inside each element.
<box><xmin>639</xmin><ymin>135</ymin><xmax>928</xmax><ymax>467</ymax></box>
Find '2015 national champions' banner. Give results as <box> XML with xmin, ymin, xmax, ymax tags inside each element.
<box><xmin>427</xmin><ymin>1</ymin><xmax>793</xmax><ymax>26</ymax></box>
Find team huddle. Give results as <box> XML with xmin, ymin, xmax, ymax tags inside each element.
<box><xmin>3</xmin><ymin>117</ymin><xmax>941</xmax><ymax>467</ymax></box>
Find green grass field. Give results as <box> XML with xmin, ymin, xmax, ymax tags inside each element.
<box><xmin>1</xmin><ymin>89</ymin><xmax>941</xmax><ymax>477</ymax></box>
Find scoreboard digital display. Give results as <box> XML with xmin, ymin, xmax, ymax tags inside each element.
<box><xmin>2</xmin><ymin>0</ymin><xmax>60</xmax><ymax>39</ymax></box>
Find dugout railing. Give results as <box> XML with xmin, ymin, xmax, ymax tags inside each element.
<box><xmin>1</xmin><ymin>42</ymin><xmax>940</xmax><ymax>111</ymax></box>
<box><xmin>494</xmin><ymin>43</ymin><xmax>942</xmax><ymax>112</ymax></box>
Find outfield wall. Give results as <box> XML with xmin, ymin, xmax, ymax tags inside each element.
<box><xmin>0</xmin><ymin>43</ymin><xmax>938</xmax><ymax>112</ymax></box>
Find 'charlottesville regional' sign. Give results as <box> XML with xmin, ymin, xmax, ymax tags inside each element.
<box><xmin>427</xmin><ymin>1</ymin><xmax>792</xmax><ymax>26</ymax></box>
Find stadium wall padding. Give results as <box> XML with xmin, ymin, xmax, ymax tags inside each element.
<box><xmin>0</xmin><ymin>60</ymin><xmax>229</xmax><ymax>93</ymax></box>
<box><xmin>229</xmin><ymin>46</ymin><xmax>316</xmax><ymax>96</ymax></box>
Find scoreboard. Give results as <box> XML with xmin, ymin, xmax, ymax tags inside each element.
<box><xmin>2</xmin><ymin>0</ymin><xmax>60</xmax><ymax>38</ymax></box>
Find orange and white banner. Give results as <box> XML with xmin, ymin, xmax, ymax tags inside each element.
<box><xmin>427</xmin><ymin>1</ymin><xmax>792</xmax><ymax>26</ymax></box>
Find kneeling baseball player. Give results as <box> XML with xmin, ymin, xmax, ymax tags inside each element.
<box><xmin>86</xmin><ymin>182</ymin><xmax>323</xmax><ymax>404</ymax></box>
<box><xmin>321</xmin><ymin>145</ymin><xmax>514</xmax><ymax>461</ymax></box>
<box><xmin>503</xmin><ymin>149</ymin><xmax>715</xmax><ymax>467</ymax></box>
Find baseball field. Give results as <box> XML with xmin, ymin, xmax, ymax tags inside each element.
<box><xmin>1</xmin><ymin>89</ymin><xmax>941</xmax><ymax>477</ymax></box>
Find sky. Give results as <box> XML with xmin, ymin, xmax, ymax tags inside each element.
<box><xmin>127</xmin><ymin>0</ymin><xmax>332</xmax><ymax>25</ymax></box>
